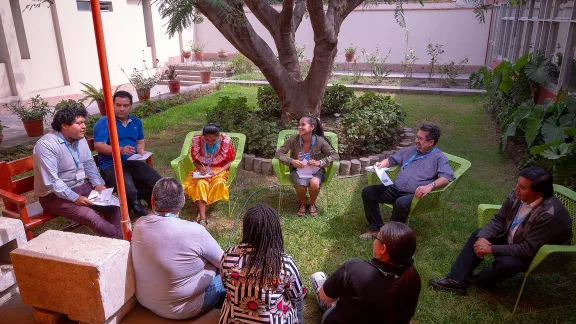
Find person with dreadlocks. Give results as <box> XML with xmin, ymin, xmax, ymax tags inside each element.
<box><xmin>219</xmin><ymin>203</ymin><xmax>307</xmax><ymax>324</ymax></box>
<box><xmin>310</xmin><ymin>222</ymin><xmax>421</xmax><ymax>323</ymax></box>
<box><xmin>275</xmin><ymin>116</ymin><xmax>339</xmax><ymax>216</ymax></box>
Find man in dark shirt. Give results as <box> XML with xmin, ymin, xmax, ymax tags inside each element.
<box><xmin>361</xmin><ymin>124</ymin><xmax>455</xmax><ymax>238</ymax></box>
<box><xmin>429</xmin><ymin>167</ymin><xmax>572</xmax><ymax>295</ymax></box>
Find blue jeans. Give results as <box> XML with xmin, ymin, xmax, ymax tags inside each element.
<box><xmin>197</xmin><ymin>275</ymin><xmax>227</xmax><ymax>317</ymax></box>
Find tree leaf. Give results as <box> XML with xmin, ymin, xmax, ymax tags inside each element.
<box><xmin>530</xmin><ymin>140</ymin><xmax>563</xmax><ymax>155</ymax></box>
<box><xmin>563</xmin><ymin>127</ymin><xmax>576</xmax><ymax>138</ymax></box>
<box><xmin>501</xmin><ymin>121</ymin><xmax>517</xmax><ymax>150</ymax></box>
<box><xmin>539</xmin><ymin>143</ymin><xmax>570</xmax><ymax>160</ymax></box>
<box><xmin>553</xmin><ymin>152</ymin><xmax>576</xmax><ymax>185</ymax></box>
<box><xmin>541</xmin><ymin>118</ymin><xmax>568</xmax><ymax>143</ymax></box>
<box><xmin>524</xmin><ymin>114</ymin><xmax>542</xmax><ymax>146</ymax></box>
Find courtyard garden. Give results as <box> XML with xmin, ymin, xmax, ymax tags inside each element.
<box><xmin>11</xmin><ymin>83</ymin><xmax>570</xmax><ymax>323</ymax></box>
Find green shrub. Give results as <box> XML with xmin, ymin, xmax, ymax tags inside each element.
<box><xmin>55</xmin><ymin>99</ymin><xmax>85</xmax><ymax>111</ymax></box>
<box><xmin>339</xmin><ymin>93</ymin><xmax>406</xmax><ymax>156</ymax></box>
<box><xmin>257</xmin><ymin>86</ymin><xmax>281</xmax><ymax>118</ymax></box>
<box><xmin>132</xmin><ymin>98</ymin><xmax>174</xmax><ymax>119</ymax></box>
<box><xmin>322</xmin><ymin>84</ymin><xmax>355</xmax><ymax>116</ymax></box>
<box><xmin>85</xmin><ymin>115</ymin><xmax>101</xmax><ymax>135</ymax></box>
<box><xmin>242</xmin><ymin>112</ymin><xmax>285</xmax><ymax>157</ymax></box>
<box><xmin>206</xmin><ymin>96</ymin><xmax>252</xmax><ymax>132</ymax></box>
<box><xmin>229</xmin><ymin>54</ymin><xmax>256</xmax><ymax>75</ymax></box>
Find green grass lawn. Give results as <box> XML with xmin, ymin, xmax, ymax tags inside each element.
<box><xmin>39</xmin><ymin>84</ymin><xmax>576</xmax><ymax>322</ymax></box>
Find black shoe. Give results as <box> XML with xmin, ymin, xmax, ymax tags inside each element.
<box><xmin>469</xmin><ymin>273</ymin><xmax>480</xmax><ymax>286</ymax></box>
<box><xmin>131</xmin><ymin>201</ymin><xmax>148</xmax><ymax>217</ymax></box>
<box><xmin>429</xmin><ymin>278</ymin><xmax>467</xmax><ymax>296</ymax></box>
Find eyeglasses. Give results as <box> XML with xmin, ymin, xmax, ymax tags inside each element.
<box><xmin>372</xmin><ymin>234</ymin><xmax>384</xmax><ymax>244</ymax></box>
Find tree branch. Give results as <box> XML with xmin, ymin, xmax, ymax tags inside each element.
<box><xmin>243</xmin><ymin>0</ymin><xmax>279</xmax><ymax>36</ymax></box>
<box><xmin>280</xmin><ymin>0</ymin><xmax>295</xmax><ymax>30</ymax></box>
<box><xmin>292</xmin><ymin>0</ymin><xmax>307</xmax><ymax>34</ymax></box>
<box><xmin>306</xmin><ymin>0</ymin><xmax>327</xmax><ymax>40</ymax></box>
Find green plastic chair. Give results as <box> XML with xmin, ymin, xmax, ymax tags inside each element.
<box><xmin>272</xmin><ymin>130</ymin><xmax>340</xmax><ymax>213</ymax></box>
<box><xmin>170</xmin><ymin>131</ymin><xmax>246</xmax><ymax>215</ymax></box>
<box><xmin>478</xmin><ymin>184</ymin><xmax>576</xmax><ymax>315</ymax></box>
<box><xmin>367</xmin><ymin>152</ymin><xmax>471</xmax><ymax>222</ymax></box>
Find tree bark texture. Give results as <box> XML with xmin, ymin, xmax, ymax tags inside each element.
<box><xmin>194</xmin><ymin>0</ymin><xmax>364</xmax><ymax>121</ymax></box>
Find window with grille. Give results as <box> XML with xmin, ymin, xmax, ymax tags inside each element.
<box><xmin>76</xmin><ymin>1</ymin><xmax>113</xmax><ymax>12</ymax></box>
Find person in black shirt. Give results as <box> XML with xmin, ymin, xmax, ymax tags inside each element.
<box><xmin>310</xmin><ymin>222</ymin><xmax>421</xmax><ymax>324</ymax></box>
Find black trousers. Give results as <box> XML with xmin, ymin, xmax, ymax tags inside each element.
<box><xmin>448</xmin><ymin>229</ymin><xmax>532</xmax><ymax>286</ymax></box>
<box><xmin>101</xmin><ymin>161</ymin><xmax>162</xmax><ymax>209</ymax></box>
<box><xmin>362</xmin><ymin>184</ymin><xmax>414</xmax><ymax>230</ymax></box>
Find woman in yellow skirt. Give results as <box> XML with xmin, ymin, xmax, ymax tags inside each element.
<box><xmin>182</xmin><ymin>124</ymin><xmax>235</xmax><ymax>227</ymax></box>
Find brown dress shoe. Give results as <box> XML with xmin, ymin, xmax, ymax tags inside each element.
<box><xmin>429</xmin><ymin>278</ymin><xmax>467</xmax><ymax>296</ymax></box>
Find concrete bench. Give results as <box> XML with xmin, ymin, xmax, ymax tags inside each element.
<box><xmin>0</xmin><ymin>217</ymin><xmax>27</xmax><ymax>306</ymax></box>
<box><xmin>10</xmin><ymin>230</ymin><xmax>135</xmax><ymax>324</ymax></box>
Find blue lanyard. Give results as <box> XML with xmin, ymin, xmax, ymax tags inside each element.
<box><xmin>299</xmin><ymin>135</ymin><xmax>316</xmax><ymax>161</ymax></box>
<box><xmin>204</xmin><ymin>138</ymin><xmax>220</xmax><ymax>168</ymax></box>
<box><xmin>510</xmin><ymin>203</ymin><xmax>529</xmax><ymax>232</ymax></box>
<box><xmin>58</xmin><ymin>132</ymin><xmax>81</xmax><ymax>168</ymax></box>
<box><xmin>155</xmin><ymin>212</ymin><xmax>178</xmax><ymax>218</ymax></box>
<box><xmin>401</xmin><ymin>147</ymin><xmax>437</xmax><ymax>170</ymax></box>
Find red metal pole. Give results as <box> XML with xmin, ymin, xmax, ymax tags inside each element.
<box><xmin>89</xmin><ymin>0</ymin><xmax>132</xmax><ymax>241</ymax></box>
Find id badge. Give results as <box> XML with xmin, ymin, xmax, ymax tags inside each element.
<box><xmin>76</xmin><ymin>169</ymin><xmax>86</xmax><ymax>181</ymax></box>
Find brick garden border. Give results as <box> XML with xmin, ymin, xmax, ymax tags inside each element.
<box><xmin>238</xmin><ymin>127</ymin><xmax>415</xmax><ymax>176</ymax></box>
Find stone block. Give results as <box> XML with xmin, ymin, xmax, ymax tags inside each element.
<box><xmin>383</xmin><ymin>151</ymin><xmax>394</xmax><ymax>158</ymax></box>
<box><xmin>252</xmin><ymin>158</ymin><xmax>263</xmax><ymax>174</ymax></box>
<box><xmin>11</xmin><ymin>230</ymin><xmax>135</xmax><ymax>324</ymax></box>
<box><xmin>238</xmin><ymin>155</ymin><xmax>245</xmax><ymax>170</ymax></box>
<box><xmin>369</xmin><ymin>156</ymin><xmax>380</xmax><ymax>166</ymax></box>
<box><xmin>350</xmin><ymin>159</ymin><xmax>361</xmax><ymax>175</ymax></box>
<box><xmin>403</xmin><ymin>132</ymin><xmax>416</xmax><ymax>140</ymax></box>
<box><xmin>0</xmin><ymin>217</ymin><xmax>27</xmax><ymax>264</ymax></box>
<box><xmin>261</xmin><ymin>159</ymin><xmax>273</xmax><ymax>175</ymax></box>
<box><xmin>339</xmin><ymin>160</ymin><xmax>351</xmax><ymax>176</ymax></box>
<box><xmin>395</xmin><ymin>146</ymin><xmax>403</xmax><ymax>152</ymax></box>
<box><xmin>399</xmin><ymin>140</ymin><xmax>412</xmax><ymax>147</ymax></box>
<box><xmin>403</xmin><ymin>127</ymin><xmax>412</xmax><ymax>132</ymax></box>
<box><xmin>243</xmin><ymin>154</ymin><xmax>255</xmax><ymax>172</ymax></box>
<box><xmin>359</xmin><ymin>158</ymin><xmax>370</xmax><ymax>171</ymax></box>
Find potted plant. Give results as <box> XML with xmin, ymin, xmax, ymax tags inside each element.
<box><xmin>164</xmin><ymin>64</ymin><xmax>180</xmax><ymax>94</ymax></box>
<box><xmin>3</xmin><ymin>96</ymin><xmax>53</xmax><ymax>137</ymax></box>
<box><xmin>192</xmin><ymin>42</ymin><xmax>208</xmax><ymax>61</ymax></box>
<box><xmin>200</xmin><ymin>61</ymin><xmax>222</xmax><ymax>84</ymax></box>
<box><xmin>218</xmin><ymin>48</ymin><xmax>228</xmax><ymax>60</ymax></box>
<box><xmin>55</xmin><ymin>99</ymin><xmax>86</xmax><ymax>112</ymax></box>
<box><xmin>182</xmin><ymin>40</ymin><xmax>193</xmax><ymax>59</ymax></box>
<box><xmin>80</xmin><ymin>82</ymin><xmax>106</xmax><ymax>115</ymax></box>
<box><xmin>344</xmin><ymin>43</ymin><xmax>357</xmax><ymax>63</ymax></box>
<box><xmin>123</xmin><ymin>67</ymin><xmax>161</xmax><ymax>101</ymax></box>
<box><xmin>0</xmin><ymin>120</ymin><xmax>8</xmax><ymax>146</ymax></box>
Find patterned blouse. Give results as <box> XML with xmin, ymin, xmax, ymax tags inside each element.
<box><xmin>219</xmin><ymin>243</ymin><xmax>307</xmax><ymax>324</ymax></box>
<box><xmin>191</xmin><ymin>134</ymin><xmax>236</xmax><ymax>168</ymax></box>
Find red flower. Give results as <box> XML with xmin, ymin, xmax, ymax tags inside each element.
<box><xmin>283</xmin><ymin>306</ymin><xmax>289</xmax><ymax>314</ymax></box>
<box><xmin>303</xmin><ymin>287</ymin><xmax>308</xmax><ymax>295</ymax></box>
<box><xmin>272</xmin><ymin>279</ymin><xmax>280</xmax><ymax>287</ymax></box>
<box><xmin>226</xmin><ymin>293</ymin><xmax>231</xmax><ymax>301</ymax></box>
<box><xmin>231</xmin><ymin>271</ymin><xmax>240</xmax><ymax>279</ymax></box>
<box><xmin>247</xmin><ymin>301</ymin><xmax>259</xmax><ymax>310</ymax></box>
<box><xmin>277</xmin><ymin>301</ymin><xmax>283</xmax><ymax>311</ymax></box>
<box><xmin>284</xmin><ymin>281</ymin><xmax>291</xmax><ymax>289</ymax></box>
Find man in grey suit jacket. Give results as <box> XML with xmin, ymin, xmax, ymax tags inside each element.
<box><xmin>429</xmin><ymin>166</ymin><xmax>572</xmax><ymax>295</ymax></box>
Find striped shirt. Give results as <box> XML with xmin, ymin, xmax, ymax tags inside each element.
<box><xmin>219</xmin><ymin>243</ymin><xmax>307</xmax><ymax>324</ymax></box>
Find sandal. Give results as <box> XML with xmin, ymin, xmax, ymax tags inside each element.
<box><xmin>297</xmin><ymin>203</ymin><xmax>307</xmax><ymax>217</ymax></box>
<box><xmin>196</xmin><ymin>215</ymin><xmax>208</xmax><ymax>227</ymax></box>
<box><xmin>309</xmin><ymin>204</ymin><xmax>318</xmax><ymax>217</ymax></box>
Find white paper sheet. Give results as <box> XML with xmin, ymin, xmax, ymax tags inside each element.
<box><xmin>296</xmin><ymin>159</ymin><xmax>320</xmax><ymax>179</ymax></box>
<box><xmin>127</xmin><ymin>151</ymin><xmax>153</xmax><ymax>161</ymax></box>
<box><xmin>88</xmin><ymin>188</ymin><xmax>119</xmax><ymax>206</ymax></box>
<box><xmin>193</xmin><ymin>172</ymin><xmax>212</xmax><ymax>179</ymax></box>
<box><xmin>366</xmin><ymin>165</ymin><xmax>393</xmax><ymax>186</ymax></box>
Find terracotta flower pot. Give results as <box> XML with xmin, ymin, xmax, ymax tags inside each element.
<box><xmin>182</xmin><ymin>51</ymin><xmax>192</xmax><ymax>59</ymax></box>
<box><xmin>168</xmin><ymin>80</ymin><xmax>181</xmax><ymax>94</ymax></box>
<box><xmin>96</xmin><ymin>100</ymin><xmax>106</xmax><ymax>115</ymax></box>
<box><xmin>345</xmin><ymin>53</ymin><xmax>355</xmax><ymax>62</ymax></box>
<box><xmin>137</xmin><ymin>90</ymin><xmax>151</xmax><ymax>101</ymax></box>
<box><xmin>23</xmin><ymin>119</ymin><xmax>44</xmax><ymax>137</ymax></box>
<box><xmin>199</xmin><ymin>71</ymin><xmax>212</xmax><ymax>84</ymax></box>
<box><xmin>194</xmin><ymin>52</ymin><xmax>204</xmax><ymax>61</ymax></box>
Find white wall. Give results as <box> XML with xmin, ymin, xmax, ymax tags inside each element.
<box><xmin>197</xmin><ymin>2</ymin><xmax>490</xmax><ymax>66</ymax></box>
<box><xmin>0</xmin><ymin>0</ymin><xmax>184</xmax><ymax>102</ymax></box>
<box><xmin>0</xmin><ymin>64</ymin><xmax>11</xmax><ymax>98</ymax></box>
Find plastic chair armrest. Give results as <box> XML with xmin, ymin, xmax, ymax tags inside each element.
<box><xmin>171</xmin><ymin>155</ymin><xmax>194</xmax><ymax>183</ymax></box>
<box><xmin>272</xmin><ymin>158</ymin><xmax>284</xmax><ymax>181</ymax></box>
<box><xmin>228</xmin><ymin>160</ymin><xmax>240</xmax><ymax>185</ymax></box>
<box><xmin>325</xmin><ymin>161</ymin><xmax>339</xmax><ymax>184</ymax></box>
<box><xmin>478</xmin><ymin>204</ymin><xmax>501</xmax><ymax>227</ymax></box>
<box><xmin>528</xmin><ymin>245</ymin><xmax>576</xmax><ymax>272</ymax></box>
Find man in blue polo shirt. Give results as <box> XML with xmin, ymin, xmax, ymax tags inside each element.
<box><xmin>93</xmin><ymin>90</ymin><xmax>162</xmax><ymax>216</ymax></box>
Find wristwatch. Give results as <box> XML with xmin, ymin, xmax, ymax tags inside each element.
<box><xmin>431</xmin><ymin>181</ymin><xmax>437</xmax><ymax>188</ymax></box>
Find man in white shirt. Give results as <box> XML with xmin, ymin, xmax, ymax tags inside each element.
<box><xmin>34</xmin><ymin>104</ymin><xmax>122</xmax><ymax>238</ymax></box>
